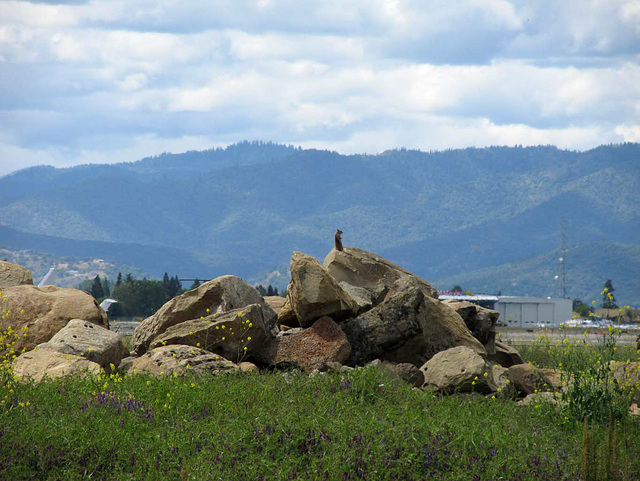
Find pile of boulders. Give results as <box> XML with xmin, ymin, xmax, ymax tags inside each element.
<box><xmin>3</xmin><ymin>250</ymin><xmax>570</xmax><ymax>403</ymax></box>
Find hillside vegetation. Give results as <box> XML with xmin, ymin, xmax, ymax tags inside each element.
<box><xmin>1</xmin><ymin>141</ymin><xmax>638</xmax><ymax>305</ymax></box>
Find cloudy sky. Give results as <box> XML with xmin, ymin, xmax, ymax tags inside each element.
<box><xmin>1</xmin><ymin>0</ymin><xmax>639</xmax><ymax>177</ymax></box>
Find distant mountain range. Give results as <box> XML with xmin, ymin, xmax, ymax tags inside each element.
<box><xmin>1</xmin><ymin>141</ymin><xmax>639</xmax><ymax>306</ymax></box>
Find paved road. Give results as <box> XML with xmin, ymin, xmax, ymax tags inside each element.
<box><xmin>109</xmin><ymin>320</ymin><xmax>140</xmax><ymax>336</ymax></box>
<box><xmin>497</xmin><ymin>327</ymin><xmax>639</xmax><ymax>346</ymax></box>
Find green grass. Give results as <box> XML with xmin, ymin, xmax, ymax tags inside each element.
<box><xmin>517</xmin><ymin>340</ymin><xmax>639</xmax><ymax>371</ymax></box>
<box><xmin>2</xmin><ymin>366</ymin><xmax>639</xmax><ymax>480</ymax></box>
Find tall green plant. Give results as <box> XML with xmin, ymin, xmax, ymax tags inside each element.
<box><xmin>561</xmin><ymin>325</ymin><xmax>632</xmax><ymax>423</ymax></box>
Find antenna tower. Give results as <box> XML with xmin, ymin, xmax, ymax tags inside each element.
<box><xmin>558</xmin><ymin>217</ymin><xmax>568</xmax><ymax>299</ymax></box>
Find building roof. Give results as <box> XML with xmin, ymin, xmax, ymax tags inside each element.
<box><xmin>439</xmin><ymin>294</ymin><xmax>500</xmax><ymax>302</ymax></box>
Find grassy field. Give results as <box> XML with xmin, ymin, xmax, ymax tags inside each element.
<box><xmin>1</xmin><ymin>327</ymin><xmax>639</xmax><ymax>480</ymax></box>
<box><xmin>1</xmin><ymin>366</ymin><xmax>639</xmax><ymax>480</ymax></box>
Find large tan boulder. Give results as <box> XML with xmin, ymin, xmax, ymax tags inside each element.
<box><xmin>0</xmin><ymin>260</ymin><xmax>33</xmax><ymax>288</ymax></box>
<box><xmin>441</xmin><ymin>300</ymin><xmax>497</xmax><ymax>354</ymax></box>
<box><xmin>277</xmin><ymin>294</ymin><xmax>299</xmax><ymax>327</ymax></box>
<box><xmin>257</xmin><ymin>316</ymin><xmax>351</xmax><ymax>372</ymax></box>
<box><xmin>338</xmin><ymin>282</ymin><xmax>374</xmax><ymax>314</ymax></box>
<box><xmin>132</xmin><ymin>275</ymin><xmax>277</xmax><ymax>355</ymax></box>
<box><xmin>0</xmin><ymin>285</ymin><xmax>108</xmax><ymax>353</ymax></box>
<box><xmin>264</xmin><ymin>296</ymin><xmax>286</xmax><ymax>316</ymax></box>
<box><xmin>37</xmin><ymin>319</ymin><xmax>129</xmax><ymax>370</ymax></box>
<box><xmin>125</xmin><ymin>345</ymin><xmax>239</xmax><ymax>377</ymax></box>
<box><xmin>420</xmin><ymin>346</ymin><xmax>497</xmax><ymax>394</ymax></box>
<box><xmin>517</xmin><ymin>392</ymin><xmax>565</xmax><ymax>407</ymax></box>
<box><xmin>13</xmin><ymin>348</ymin><xmax>101</xmax><ymax>383</ymax></box>
<box><xmin>148</xmin><ymin>304</ymin><xmax>272</xmax><ymax>363</ymax></box>
<box><xmin>508</xmin><ymin>364</ymin><xmax>554</xmax><ymax>395</ymax></box>
<box><xmin>539</xmin><ymin>368</ymin><xmax>564</xmax><ymax>392</ymax></box>
<box><xmin>487</xmin><ymin>340</ymin><xmax>526</xmax><ymax>367</ymax></box>
<box><xmin>323</xmin><ymin>247</ymin><xmax>438</xmax><ymax>304</ymax></box>
<box><xmin>341</xmin><ymin>279</ymin><xmax>485</xmax><ymax>367</ymax></box>
<box><xmin>288</xmin><ymin>251</ymin><xmax>358</xmax><ymax>327</ymax></box>
<box><xmin>490</xmin><ymin>364</ymin><xmax>516</xmax><ymax>398</ymax></box>
<box><xmin>384</xmin><ymin>361</ymin><xmax>425</xmax><ymax>388</ymax></box>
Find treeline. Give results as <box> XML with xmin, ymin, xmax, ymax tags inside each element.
<box><xmin>255</xmin><ymin>284</ymin><xmax>284</xmax><ymax>297</ymax></box>
<box><xmin>80</xmin><ymin>272</ymin><xmax>186</xmax><ymax>318</ymax></box>
<box><xmin>80</xmin><ymin>274</ymin><xmax>285</xmax><ymax>318</ymax></box>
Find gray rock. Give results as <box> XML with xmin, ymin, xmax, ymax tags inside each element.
<box><xmin>38</xmin><ymin>319</ymin><xmax>129</xmax><ymax>370</ymax></box>
<box><xmin>442</xmin><ymin>300</ymin><xmax>497</xmax><ymax>354</ymax></box>
<box><xmin>339</xmin><ymin>281</ymin><xmax>374</xmax><ymax>314</ymax></box>
<box><xmin>132</xmin><ymin>275</ymin><xmax>276</xmax><ymax>355</ymax></box>
<box><xmin>517</xmin><ymin>392</ymin><xmax>565</xmax><ymax>407</ymax></box>
<box><xmin>489</xmin><ymin>363</ymin><xmax>515</xmax><ymax>398</ymax></box>
<box><xmin>13</xmin><ymin>348</ymin><xmax>101</xmax><ymax>383</ymax></box>
<box><xmin>384</xmin><ymin>361</ymin><xmax>425</xmax><ymax>388</ymax></box>
<box><xmin>148</xmin><ymin>304</ymin><xmax>271</xmax><ymax>363</ymax></box>
<box><xmin>508</xmin><ymin>363</ymin><xmax>554</xmax><ymax>395</ymax></box>
<box><xmin>126</xmin><ymin>345</ymin><xmax>239</xmax><ymax>377</ymax></box>
<box><xmin>342</xmin><ymin>279</ymin><xmax>485</xmax><ymax>367</ymax></box>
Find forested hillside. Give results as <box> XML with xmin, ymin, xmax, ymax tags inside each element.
<box><xmin>1</xmin><ymin>142</ymin><xmax>638</xmax><ymax>305</ymax></box>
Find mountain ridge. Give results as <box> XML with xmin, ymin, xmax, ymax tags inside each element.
<box><xmin>1</xmin><ymin>141</ymin><xmax>638</xmax><ymax>305</ymax></box>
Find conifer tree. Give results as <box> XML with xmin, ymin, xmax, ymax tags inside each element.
<box><xmin>102</xmin><ymin>277</ymin><xmax>110</xmax><ymax>297</ymax></box>
<box><xmin>90</xmin><ymin>275</ymin><xmax>104</xmax><ymax>300</ymax></box>
<box><xmin>602</xmin><ymin>280</ymin><xmax>617</xmax><ymax>309</ymax></box>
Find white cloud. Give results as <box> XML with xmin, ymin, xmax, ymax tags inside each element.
<box><xmin>615</xmin><ymin>124</ymin><xmax>640</xmax><ymax>143</ymax></box>
<box><xmin>0</xmin><ymin>0</ymin><xmax>638</xmax><ymax>176</ymax></box>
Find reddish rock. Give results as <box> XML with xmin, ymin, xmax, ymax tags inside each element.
<box><xmin>258</xmin><ymin>316</ymin><xmax>351</xmax><ymax>372</ymax></box>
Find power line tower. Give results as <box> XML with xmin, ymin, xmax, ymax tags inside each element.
<box><xmin>557</xmin><ymin>217</ymin><xmax>569</xmax><ymax>299</ymax></box>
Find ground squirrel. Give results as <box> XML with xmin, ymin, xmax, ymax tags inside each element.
<box><xmin>334</xmin><ymin>229</ymin><xmax>344</xmax><ymax>251</ymax></box>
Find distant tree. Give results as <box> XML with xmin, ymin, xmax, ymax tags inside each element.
<box><xmin>452</xmin><ymin>285</ymin><xmax>463</xmax><ymax>293</ymax></box>
<box><xmin>90</xmin><ymin>275</ymin><xmax>104</xmax><ymax>300</ymax></box>
<box><xmin>602</xmin><ymin>280</ymin><xmax>617</xmax><ymax>309</ymax></box>
<box><xmin>115</xmin><ymin>272</ymin><xmax>123</xmax><ymax>286</ymax></box>
<box><xmin>167</xmin><ymin>275</ymin><xmax>183</xmax><ymax>298</ymax></box>
<box><xmin>125</xmin><ymin>273</ymin><xmax>135</xmax><ymax>284</ymax></box>
<box><xmin>256</xmin><ymin>285</ymin><xmax>267</xmax><ymax>296</ymax></box>
<box><xmin>572</xmin><ymin>298</ymin><xmax>591</xmax><ymax>318</ymax></box>
<box><xmin>112</xmin><ymin>277</ymin><xmax>168</xmax><ymax>317</ymax></box>
<box><xmin>273</xmin><ymin>286</ymin><xmax>279</xmax><ymax>296</ymax></box>
<box><xmin>190</xmin><ymin>278</ymin><xmax>201</xmax><ymax>290</ymax></box>
<box><xmin>267</xmin><ymin>285</ymin><xmax>275</xmax><ymax>296</ymax></box>
<box><xmin>107</xmin><ymin>301</ymin><xmax>123</xmax><ymax>318</ymax></box>
<box><xmin>102</xmin><ymin>277</ymin><xmax>111</xmax><ymax>297</ymax></box>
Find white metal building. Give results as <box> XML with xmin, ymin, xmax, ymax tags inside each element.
<box><xmin>438</xmin><ymin>293</ymin><xmax>573</xmax><ymax>328</ymax></box>
<box><xmin>494</xmin><ymin>297</ymin><xmax>573</xmax><ymax>328</ymax></box>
